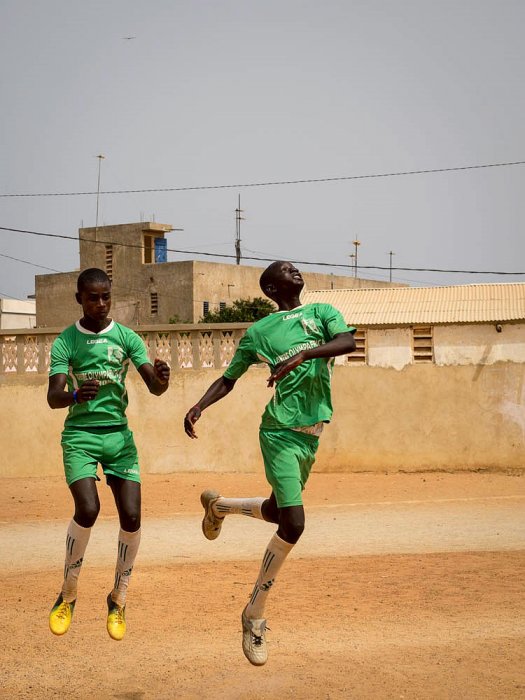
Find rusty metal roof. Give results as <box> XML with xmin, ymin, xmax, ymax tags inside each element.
<box><xmin>302</xmin><ymin>283</ymin><xmax>525</xmax><ymax>326</ymax></box>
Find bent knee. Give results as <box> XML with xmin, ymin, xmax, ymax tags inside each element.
<box><xmin>119</xmin><ymin>511</ymin><xmax>141</xmax><ymax>532</ymax></box>
<box><xmin>261</xmin><ymin>498</ymin><xmax>279</xmax><ymax>524</ymax></box>
<box><xmin>278</xmin><ymin>511</ymin><xmax>305</xmax><ymax>544</ymax></box>
<box><xmin>74</xmin><ymin>501</ymin><xmax>100</xmax><ymax>528</ymax></box>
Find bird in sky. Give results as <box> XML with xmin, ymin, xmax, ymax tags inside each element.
<box><xmin>122</xmin><ymin>36</ymin><xmax>136</xmax><ymax>40</ymax></box>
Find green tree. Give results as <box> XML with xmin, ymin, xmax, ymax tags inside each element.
<box><xmin>200</xmin><ymin>297</ymin><xmax>274</xmax><ymax>323</ymax></box>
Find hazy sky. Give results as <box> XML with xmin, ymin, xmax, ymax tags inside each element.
<box><xmin>1</xmin><ymin>0</ymin><xmax>524</xmax><ymax>300</ymax></box>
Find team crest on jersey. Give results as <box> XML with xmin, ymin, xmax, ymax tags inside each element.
<box><xmin>108</xmin><ymin>345</ymin><xmax>124</xmax><ymax>364</ymax></box>
<box><xmin>301</xmin><ymin>317</ymin><xmax>319</xmax><ymax>335</ymax></box>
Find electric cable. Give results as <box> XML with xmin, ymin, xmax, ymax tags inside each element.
<box><xmin>0</xmin><ymin>225</ymin><xmax>522</xmax><ymax>276</ymax></box>
<box><xmin>1</xmin><ymin>160</ymin><xmax>523</xmax><ymax>198</ymax></box>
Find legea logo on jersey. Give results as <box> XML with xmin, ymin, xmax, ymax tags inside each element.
<box><xmin>301</xmin><ymin>317</ymin><xmax>319</xmax><ymax>335</ymax></box>
<box><xmin>108</xmin><ymin>345</ymin><xmax>124</xmax><ymax>364</ymax></box>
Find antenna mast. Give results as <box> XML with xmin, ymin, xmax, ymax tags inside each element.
<box><xmin>235</xmin><ymin>194</ymin><xmax>243</xmax><ymax>265</ymax></box>
<box><xmin>389</xmin><ymin>250</ymin><xmax>395</xmax><ymax>282</ymax></box>
<box><xmin>350</xmin><ymin>239</ymin><xmax>361</xmax><ymax>278</ymax></box>
<box><xmin>95</xmin><ymin>154</ymin><xmax>105</xmax><ymax>237</ymax></box>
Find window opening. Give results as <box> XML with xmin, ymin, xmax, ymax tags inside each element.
<box><xmin>413</xmin><ymin>326</ymin><xmax>433</xmax><ymax>363</ymax></box>
<box><xmin>348</xmin><ymin>329</ymin><xmax>367</xmax><ymax>364</ymax></box>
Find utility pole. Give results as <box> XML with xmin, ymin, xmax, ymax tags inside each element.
<box><xmin>95</xmin><ymin>154</ymin><xmax>105</xmax><ymax>237</ymax></box>
<box><xmin>235</xmin><ymin>194</ymin><xmax>243</xmax><ymax>265</ymax></box>
<box><xmin>389</xmin><ymin>250</ymin><xmax>395</xmax><ymax>282</ymax></box>
<box><xmin>350</xmin><ymin>239</ymin><xmax>361</xmax><ymax>278</ymax></box>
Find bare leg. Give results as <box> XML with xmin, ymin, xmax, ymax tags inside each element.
<box><xmin>70</xmin><ymin>476</ymin><xmax>100</xmax><ymax>528</ymax></box>
<box><xmin>108</xmin><ymin>476</ymin><xmax>141</xmax><ymax>532</ymax></box>
<box><xmin>50</xmin><ymin>477</ymin><xmax>97</xmax><ymax>636</ymax></box>
<box><xmin>59</xmin><ymin>477</ymin><xmax>99</xmax><ymax>600</ymax></box>
<box><xmin>107</xmin><ymin>477</ymin><xmax>141</xmax><ymax>608</ymax></box>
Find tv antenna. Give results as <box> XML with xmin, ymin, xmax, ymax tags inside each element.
<box><xmin>350</xmin><ymin>239</ymin><xmax>361</xmax><ymax>278</ymax></box>
<box><xmin>235</xmin><ymin>194</ymin><xmax>244</xmax><ymax>265</ymax></box>
<box><xmin>389</xmin><ymin>250</ymin><xmax>395</xmax><ymax>282</ymax></box>
<box><xmin>95</xmin><ymin>154</ymin><xmax>105</xmax><ymax>236</ymax></box>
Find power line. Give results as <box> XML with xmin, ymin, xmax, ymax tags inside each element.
<box><xmin>242</xmin><ymin>246</ymin><xmax>445</xmax><ymax>286</ymax></box>
<box><xmin>0</xmin><ymin>225</ymin><xmax>523</xmax><ymax>276</ymax></box>
<box><xmin>0</xmin><ymin>290</ymin><xmax>30</xmax><ymax>300</ymax></box>
<box><xmin>0</xmin><ymin>240</ymin><xmax>269</xmax><ymax>306</ymax></box>
<box><xmin>1</xmin><ymin>160</ymin><xmax>524</xmax><ymax>198</ymax></box>
<box><xmin>0</xmin><ymin>251</ymin><xmax>61</xmax><ymax>272</ymax></box>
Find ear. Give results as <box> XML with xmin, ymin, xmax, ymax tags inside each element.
<box><xmin>75</xmin><ymin>292</ymin><xmax>81</xmax><ymax>305</ymax></box>
<box><xmin>263</xmin><ymin>283</ymin><xmax>277</xmax><ymax>299</ymax></box>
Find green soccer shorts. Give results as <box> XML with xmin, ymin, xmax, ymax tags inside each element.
<box><xmin>259</xmin><ymin>428</ymin><xmax>320</xmax><ymax>508</ymax></box>
<box><xmin>61</xmin><ymin>425</ymin><xmax>140</xmax><ymax>486</ymax></box>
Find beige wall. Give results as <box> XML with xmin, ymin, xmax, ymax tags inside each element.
<box><xmin>434</xmin><ymin>323</ymin><xmax>525</xmax><ymax>365</ymax></box>
<box><xmin>365</xmin><ymin>328</ymin><xmax>413</xmax><ymax>369</ymax></box>
<box><xmin>1</xmin><ymin>362</ymin><xmax>523</xmax><ymax>478</ymax></box>
<box><xmin>0</xmin><ymin>299</ymin><xmax>36</xmax><ymax>329</ymax></box>
<box><xmin>35</xmin><ymin>271</ymin><xmax>79</xmax><ymax>328</ymax></box>
<box><xmin>342</xmin><ymin>323</ymin><xmax>525</xmax><ymax>370</ymax></box>
<box><xmin>189</xmin><ymin>261</ymin><xmax>398</xmax><ymax>323</ymax></box>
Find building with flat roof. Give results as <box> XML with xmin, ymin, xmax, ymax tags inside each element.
<box><xmin>35</xmin><ymin>221</ymin><xmax>404</xmax><ymax>328</ymax></box>
<box><xmin>0</xmin><ymin>298</ymin><xmax>36</xmax><ymax>329</ymax></box>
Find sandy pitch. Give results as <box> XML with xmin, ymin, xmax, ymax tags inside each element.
<box><xmin>1</xmin><ymin>471</ymin><xmax>524</xmax><ymax>700</ymax></box>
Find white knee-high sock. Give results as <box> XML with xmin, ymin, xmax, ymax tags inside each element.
<box><xmin>111</xmin><ymin>528</ymin><xmax>141</xmax><ymax>606</ymax></box>
<box><xmin>213</xmin><ymin>496</ymin><xmax>266</xmax><ymax>520</ymax></box>
<box><xmin>61</xmin><ymin>519</ymin><xmax>91</xmax><ymax>603</ymax></box>
<box><xmin>244</xmin><ymin>533</ymin><xmax>294</xmax><ymax>620</ymax></box>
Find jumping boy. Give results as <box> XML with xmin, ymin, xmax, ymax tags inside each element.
<box><xmin>47</xmin><ymin>268</ymin><xmax>170</xmax><ymax>640</ymax></box>
<box><xmin>184</xmin><ymin>261</ymin><xmax>355</xmax><ymax>665</ymax></box>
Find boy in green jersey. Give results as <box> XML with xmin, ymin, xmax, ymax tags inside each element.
<box><xmin>47</xmin><ymin>268</ymin><xmax>170</xmax><ymax>640</ymax></box>
<box><xmin>184</xmin><ymin>261</ymin><xmax>355</xmax><ymax>665</ymax></box>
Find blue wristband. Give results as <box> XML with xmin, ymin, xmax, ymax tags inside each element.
<box><xmin>72</xmin><ymin>389</ymin><xmax>79</xmax><ymax>404</ymax></box>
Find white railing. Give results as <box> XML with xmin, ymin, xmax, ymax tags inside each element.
<box><xmin>0</xmin><ymin>323</ymin><xmax>251</xmax><ymax>374</ymax></box>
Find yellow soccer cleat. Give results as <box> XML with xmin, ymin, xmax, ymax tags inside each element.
<box><xmin>49</xmin><ymin>595</ymin><xmax>75</xmax><ymax>636</ymax></box>
<box><xmin>106</xmin><ymin>593</ymin><xmax>126</xmax><ymax>641</ymax></box>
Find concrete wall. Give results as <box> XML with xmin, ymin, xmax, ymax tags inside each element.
<box><xmin>36</xmin><ymin>259</ymin><xmax>404</xmax><ymax>327</ymax></box>
<box><xmin>366</xmin><ymin>328</ymin><xmax>412</xmax><ymax>370</ymax></box>
<box><xmin>188</xmin><ymin>262</ymin><xmax>399</xmax><ymax>323</ymax></box>
<box><xmin>79</xmin><ymin>222</ymin><xmax>173</xmax><ymax>327</ymax></box>
<box><xmin>147</xmin><ymin>260</ymin><xmax>195</xmax><ymax>324</ymax></box>
<box><xmin>0</xmin><ymin>299</ymin><xmax>36</xmax><ymax>329</ymax></box>
<box><xmin>1</xmin><ymin>361</ymin><xmax>523</xmax><ymax>478</ymax></box>
<box><xmin>340</xmin><ymin>323</ymin><xmax>525</xmax><ymax>370</ymax></box>
<box><xmin>35</xmin><ymin>271</ymin><xmax>79</xmax><ymax>328</ymax></box>
<box><xmin>434</xmin><ymin>323</ymin><xmax>524</xmax><ymax>365</ymax></box>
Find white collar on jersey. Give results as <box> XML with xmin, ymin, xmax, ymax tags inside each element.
<box><xmin>75</xmin><ymin>319</ymin><xmax>115</xmax><ymax>335</ymax></box>
<box><xmin>272</xmin><ymin>304</ymin><xmax>305</xmax><ymax>314</ymax></box>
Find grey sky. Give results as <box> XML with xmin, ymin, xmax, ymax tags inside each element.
<box><xmin>1</xmin><ymin>0</ymin><xmax>524</xmax><ymax>300</ymax></box>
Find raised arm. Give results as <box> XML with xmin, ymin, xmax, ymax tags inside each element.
<box><xmin>138</xmin><ymin>358</ymin><xmax>170</xmax><ymax>396</ymax></box>
<box><xmin>184</xmin><ymin>375</ymin><xmax>237</xmax><ymax>438</ymax></box>
<box><xmin>267</xmin><ymin>331</ymin><xmax>356</xmax><ymax>387</ymax></box>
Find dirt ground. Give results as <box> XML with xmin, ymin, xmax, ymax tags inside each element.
<box><xmin>1</xmin><ymin>471</ymin><xmax>524</xmax><ymax>700</ymax></box>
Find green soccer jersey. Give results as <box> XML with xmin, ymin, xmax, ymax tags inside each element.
<box><xmin>49</xmin><ymin>320</ymin><xmax>151</xmax><ymax>428</ymax></box>
<box><xmin>224</xmin><ymin>303</ymin><xmax>354</xmax><ymax>430</ymax></box>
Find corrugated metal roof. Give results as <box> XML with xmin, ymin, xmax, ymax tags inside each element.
<box><xmin>302</xmin><ymin>283</ymin><xmax>525</xmax><ymax>326</ymax></box>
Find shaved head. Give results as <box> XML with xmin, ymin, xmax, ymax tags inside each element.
<box><xmin>259</xmin><ymin>261</ymin><xmax>288</xmax><ymax>294</ymax></box>
<box><xmin>259</xmin><ymin>261</ymin><xmax>304</xmax><ymax>304</ymax></box>
<box><xmin>77</xmin><ymin>268</ymin><xmax>111</xmax><ymax>292</ymax></box>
